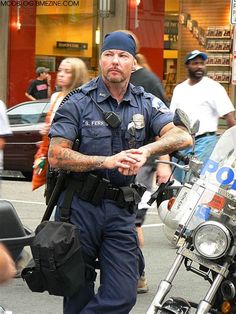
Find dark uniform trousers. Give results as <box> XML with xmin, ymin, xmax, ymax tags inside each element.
<box><xmin>56</xmin><ymin>192</ymin><xmax>143</xmax><ymax>314</ymax></box>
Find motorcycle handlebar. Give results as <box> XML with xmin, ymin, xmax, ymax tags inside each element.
<box><xmin>155</xmin><ymin>160</ymin><xmax>189</xmax><ymax>171</ymax></box>
<box><xmin>170</xmin><ymin>151</ymin><xmax>190</xmax><ymax>165</ymax></box>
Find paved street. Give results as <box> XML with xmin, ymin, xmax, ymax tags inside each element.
<box><xmin>0</xmin><ymin>177</ymin><xmax>208</xmax><ymax>314</ymax></box>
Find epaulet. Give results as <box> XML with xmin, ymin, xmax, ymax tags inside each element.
<box><xmin>130</xmin><ymin>83</ymin><xmax>144</xmax><ymax>95</ymax></box>
<box><xmin>131</xmin><ymin>84</ymin><xmax>153</xmax><ymax>100</ymax></box>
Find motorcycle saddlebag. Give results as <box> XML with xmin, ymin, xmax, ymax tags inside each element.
<box><xmin>0</xmin><ymin>200</ymin><xmax>34</xmax><ymax>260</ymax></box>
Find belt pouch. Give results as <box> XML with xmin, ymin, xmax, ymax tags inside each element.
<box><xmin>119</xmin><ymin>186</ymin><xmax>142</xmax><ymax>213</ymax></box>
<box><xmin>117</xmin><ymin>186</ymin><xmax>134</xmax><ymax>208</ymax></box>
<box><xmin>79</xmin><ymin>174</ymin><xmax>100</xmax><ymax>201</ymax></box>
<box><xmin>91</xmin><ymin>178</ymin><xmax>110</xmax><ymax>206</ymax></box>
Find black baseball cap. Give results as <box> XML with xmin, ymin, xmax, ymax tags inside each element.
<box><xmin>185</xmin><ymin>50</ymin><xmax>208</xmax><ymax>64</ymax></box>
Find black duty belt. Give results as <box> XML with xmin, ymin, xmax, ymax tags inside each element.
<box><xmin>195</xmin><ymin>132</ymin><xmax>216</xmax><ymax>140</ymax></box>
<box><xmin>70</xmin><ymin>178</ymin><xmax>123</xmax><ymax>205</ymax></box>
<box><xmin>64</xmin><ymin>173</ymin><xmax>146</xmax><ymax>209</ymax></box>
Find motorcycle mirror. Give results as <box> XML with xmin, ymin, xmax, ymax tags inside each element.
<box><xmin>173</xmin><ymin>109</ymin><xmax>199</xmax><ymax>156</ymax></box>
<box><xmin>173</xmin><ymin>109</ymin><xmax>191</xmax><ymax>134</ymax></box>
<box><xmin>191</xmin><ymin>119</ymin><xmax>200</xmax><ymax>136</ymax></box>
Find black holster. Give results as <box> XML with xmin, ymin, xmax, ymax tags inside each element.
<box><xmin>45</xmin><ymin>167</ymin><xmax>59</xmax><ymax>205</ymax></box>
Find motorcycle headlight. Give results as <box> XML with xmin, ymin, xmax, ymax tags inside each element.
<box><xmin>193</xmin><ymin>221</ymin><xmax>231</xmax><ymax>259</ymax></box>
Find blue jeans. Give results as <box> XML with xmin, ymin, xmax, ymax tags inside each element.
<box><xmin>173</xmin><ymin>134</ymin><xmax>218</xmax><ymax>183</ymax></box>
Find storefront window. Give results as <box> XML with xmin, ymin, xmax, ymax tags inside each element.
<box><xmin>163</xmin><ymin>0</ymin><xmax>179</xmax><ymax>101</ymax></box>
<box><xmin>35</xmin><ymin>1</ymin><xmax>99</xmax><ymax>81</ymax></box>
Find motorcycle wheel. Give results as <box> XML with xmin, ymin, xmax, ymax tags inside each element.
<box><xmin>159</xmin><ymin>296</ymin><xmax>191</xmax><ymax>314</ymax></box>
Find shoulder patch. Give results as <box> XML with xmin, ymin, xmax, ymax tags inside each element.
<box><xmin>152</xmin><ymin>97</ymin><xmax>170</xmax><ymax>113</ymax></box>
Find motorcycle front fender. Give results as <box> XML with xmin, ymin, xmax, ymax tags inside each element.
<box><xmin>160</xmin><ymin>297</ymin><xmax>191</xmax><ymax>314</ymax></box>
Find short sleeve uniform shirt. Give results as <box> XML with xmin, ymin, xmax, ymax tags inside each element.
<box><xmin>50</xmin><ymin>77</ymin><xmax>173</xmax><ymax>186</ymax></box>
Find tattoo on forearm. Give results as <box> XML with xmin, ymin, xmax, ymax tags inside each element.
<box><xmin>48</xmin><ymin>137</ymin><xmax>107</xmax><ymax>172</ymax></box>
<box><xmin>149</xmin><ymin>128</ymin><xmax>191</xmax><ymax>156</ymax></box>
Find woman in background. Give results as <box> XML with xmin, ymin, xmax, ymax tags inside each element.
<box><xmin>40</xmin><ymin>57</ymin><xmax>89</xmax><ymax>137</ymax></box>
<box><xmin>32</xmin><ymin>58</ymin><xmax>89</xmax><ymax>191</ymax></box>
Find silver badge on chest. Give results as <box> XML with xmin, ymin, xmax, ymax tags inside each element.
<box><xmin>132</xmin><ymin>114</ymin><xmax>145</xmax><ymax>129</ymax></box>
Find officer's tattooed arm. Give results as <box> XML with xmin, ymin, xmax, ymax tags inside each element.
<box><xmin>140</xmin><ymin>123</ymin><xmax>192</xmax><ymax>157</ymax></box>
<box><xmin>118</xmin><ymin>123</ymin><xmax>192</xmax><ymax>176</ymax></box>
<box><xmin>48</xmin><ymin>137</ymin><xmax>142</xmax><ymax>173</ymax></box>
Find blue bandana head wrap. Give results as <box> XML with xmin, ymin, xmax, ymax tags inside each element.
<box><xmin>101</xmin><ymin>31</ymin><xmax>136</xmax><ymax>57</ymax></box>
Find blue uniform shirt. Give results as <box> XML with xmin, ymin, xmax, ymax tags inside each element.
<box><xmin>49</xmin><ymin>77</ymin><xmax>173</xmax><ymax>186</ymax></box>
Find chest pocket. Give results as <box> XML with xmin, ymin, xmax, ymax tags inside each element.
<box><xmin>124</xmin><ymin>128</ymin><xmax>146</xmax><ymax>149</ymax></box>
<box><xmin>80</xmin><ymin>127</ymin><xmax>112</xmax><ymax>156</ymax></box>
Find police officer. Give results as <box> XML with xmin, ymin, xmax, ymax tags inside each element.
<box><xmin>48</xmin><ymin>31</ymin><xmax>192</xmax><ymax>314</ymax></box>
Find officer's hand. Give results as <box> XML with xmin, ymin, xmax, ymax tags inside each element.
<box><xmin>117</xmin><ymin>149</ymin><xmax>149</xmax><ymax>175</ymax></box>
<box><xmin>104</xmin><ymin>150</ymin><xmax>141</xmax><ymax>171</ymax></box>
<box><xmin>156</xmin><ymin>163</ymin><xmax>172</xmax><ymax>184</ymax></box>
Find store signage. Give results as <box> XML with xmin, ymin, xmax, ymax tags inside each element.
<box><xmin>56</xmin><ymin>41</ymin><xmax>88</xmax><ymax>50</ymax></box>
<box><xmin>231</xmin><ymin>0</ymin><xmax>236</xmax><ymax>25</ymax></box>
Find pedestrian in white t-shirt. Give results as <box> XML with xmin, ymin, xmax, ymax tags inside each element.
<box><xmin>170</xmin><ymin>50</ymin><xmax>236</xmax><ymax>182</ymax></box>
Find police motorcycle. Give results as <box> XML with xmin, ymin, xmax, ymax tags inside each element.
<box><xmin>0</xmin><ymin>200</ymin><xmax>34</xmax><ymax>313</ymax></box>
<box><xmin>150</xmin><ymin>111</ymin><xmax>200</xmax><ymax>246</ymax></box>
<box><xmin>146</xmin><ymin>124</ymin><xmax>236</xmax><ymax>313</ymax></box>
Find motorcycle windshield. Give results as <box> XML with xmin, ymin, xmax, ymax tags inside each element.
<box><xmin>174</xmin><ymin>126</ymin><xmax>236</xmax><ymax>233</ymax></box>
<box><xmin>200</xmin><ymin>125</ymin><xmax>236</xmax><ymax>192</ymax></box>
